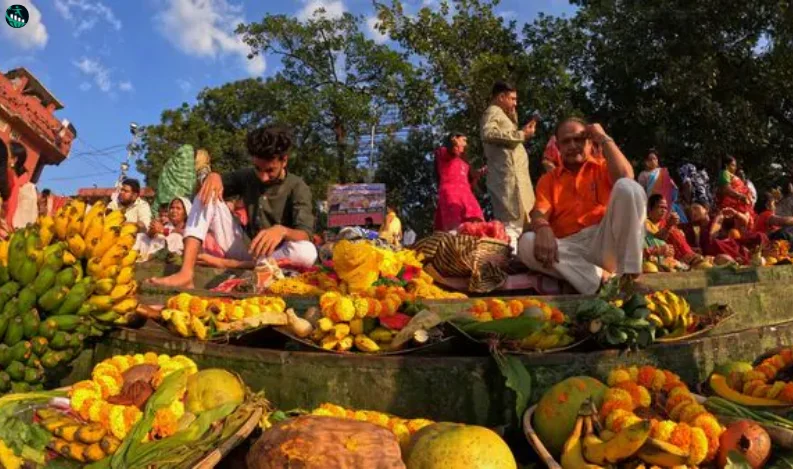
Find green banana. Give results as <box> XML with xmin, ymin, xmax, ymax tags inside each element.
<box><xmin>0</xmin><ymin>264</ymin><xmax>9</xmax><ymax>284</ymax></box>
<box><xmin>37</xmin><ymin>319</ymin><xmax>57</xmax><ymax>340</ymax></box>
<box><xmin>30</xmin><ymin>337</ymin><xmax>48</xmax><ymax>356</ymax></box>
<box><xmin>38</xmin><ymin>286</ymin><xmax>70</xmax><ymax>313</ymax></box>
<box><xmin>0</xmin><ymin>313</ymin><xmax>10</xmax><ymax>342</ymax></box>
<box><xmin>22</xmin><ymin>309</ymin><xmax>40</xmax><ymax>339</ymax></box>
<box><xmin>76</xmin><ymin>304</ymin><xmax>95</xmax><ymax>317</ymax></box>
<box><xmin>49</xmin><ymin>315</ymin><xmax>82</xmax><ymax>332</ymax></box>
<box><xmin>49</xmin><ymin>332</ymin><xmax>71</xmax><ymax>351</ymax></box>
<box><xmin>1</xmin><ymin>299</ymin><xmax>17</xmax><ymax>318</ymax></box>
<box><xmin>5</xmin><ymin>361</ymin><xmax>24</xmax><ymax>381</ymax></box>
<box><xmin>14</xmin><ymin>257</ymin><xmax>38</xmax><ymax>285</ymax></box>
<box><xmin>8</xmin><ymin>341</ymin><xmax>32</xmax><ymax>362</ymax></box>
<box><xmin>54</xmin><ymin>279</ymin><xmax>94</xmax><ymax>316</ymax></box>
<box><xmin>32</xmin><ymin>266</ymin><xmax>59</xmax><ymax>296</ymax></box>
<box><xmin>3</xmin><ymin>317</ymin><xmax>23</xmax><ymax>346</ymax></box>
<box><xmin>16</xmin><ymin>286</ymin><xmax>38</xmax><ymax>316</ymax></box>
<box><xmin>0</xmin><ymin>281</ymin><xmax>20</xmax><ymax>298</ymax></box>
<box><xmin>7</xmin><ymin>230</ymin><xmax>26</xmax><ymax>274</ymax></box>
<box><xmin>0</xmin><ymin>372</ymin><xmax>10</xmax><ymax>393</ymax></box>
<box><xmin>41</xmin><ymin>350</ymin><xmax>65</xmax><ymax>369</ymax></box>
<box><xmin>54</xmin><ymin>266</ymin><xmax>78</xmax><ymax>288</ymax></box>
<box><xmin>0</xmin><ymin>345</ymin><xmax>10</xmax><ymax>367</ymax></box>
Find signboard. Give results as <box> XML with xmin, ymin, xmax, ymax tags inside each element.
<box><xmin>327</xmin><ymin>183</ymin><xmax>386</xmax><ymax>228</ymax></box>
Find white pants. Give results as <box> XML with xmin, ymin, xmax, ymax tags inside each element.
<box><xmin>518</xmin><ymin>178</ymin><xmax>646</xmax><ymax>294</ymax></box>
<box><xmin>504</xmin><ymin>220</ymin><xmax>524</xmax><ymax>253</ymax></box>
<box><xmin>184</xmin><ymin>198</ymin><xmax>317</xmax><ymax>267</ymax></box>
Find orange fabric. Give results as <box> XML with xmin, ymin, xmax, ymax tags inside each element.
<box><xmin>533</xmin><ymin>157</ymin><xmax>613</xmax><ymax>239</ymax></box>
<box><xmin>754</xmin><ymin>210</ymin><xmax>778</xmax><ymax>234</ymax></box>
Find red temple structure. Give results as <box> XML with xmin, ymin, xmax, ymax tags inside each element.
<box><xmin>0</xmin><ymin>67</ymin><xmax>76</xmax><ymax>186</ymax></box>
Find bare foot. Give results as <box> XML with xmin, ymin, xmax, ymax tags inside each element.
<box><xmin>148</xmin><ymin>271</ymin><xmax>195</xmax><ymax>289</ymax></box>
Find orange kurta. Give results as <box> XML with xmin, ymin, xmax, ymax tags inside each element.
<box><xmin>533</xmin><ymin>157</ymin><xmax>613</xmax><ymax>239</ymax></box>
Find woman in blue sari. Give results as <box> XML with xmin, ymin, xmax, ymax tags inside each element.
<box><xmin>637</xmin><ymin>150</ymin><xmax>687</xmax><ymax>223</ymax></box>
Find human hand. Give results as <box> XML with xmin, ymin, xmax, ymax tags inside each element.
<box><xmin>664</xmin><ymin>245</ymin><xmax>675</xmax><ymax>257</ymax></box>
<box><xmin>586</xmin><ymin>123</ymin><xmax>609</xmax><ymax>142</ymax></box>
<box><xmin>149</xmin><ymin>220</ymin><xmax>164</xmax><ymax>237</ymax></box>
<box><xmin>198</xmin><ymin>172</ymin><xmax>224</xmax><ymax>206</ymax></box>
<box><xmin>250</xmin><ymin>225</ymin><xmax>287</xmax><ymax>259</ymax></box>
<box><xmin>522</xmin><ymin>121</ymin><xmax>537</xmax><ymax>140</ymax></box>
<box><xmin>722</xmin><ymin>207</ymin><xmax>737</xmax><ymax>218</ymax></box>
<box><xmin>533</xmin><ymin>226</ymin><xmax>558</xmax><ymax>268</ymax></box>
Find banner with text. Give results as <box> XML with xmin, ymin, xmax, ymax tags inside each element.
<box><xmin>327</xmin><ymin>183</ymin><xmax>386</xmax><ymax>227</ymax></box>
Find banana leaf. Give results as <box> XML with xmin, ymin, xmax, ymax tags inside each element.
<box><xmin>493</xmin><ymin>353</ymin><xmax>532</xmax><ymax>419</ymax></box>
<box><xmin>460</xmin><ymin>316</ymin><xmax>544</xmax><ymax>340</ymax></box>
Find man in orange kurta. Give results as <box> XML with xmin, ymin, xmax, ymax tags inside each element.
<box><xmin>518</xmin><ymin>119</ymin><xmax>646</xmax><ymax>294</ymax></box>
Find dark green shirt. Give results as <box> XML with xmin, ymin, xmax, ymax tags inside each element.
<box><xmin>222</xmin><ymin>169</ymin><xmax>315</xmax><ymax>239</ymax></box>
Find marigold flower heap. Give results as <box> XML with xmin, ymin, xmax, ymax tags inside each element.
<box><xmin>312</xmin><ymin>403</ymin><xmax>434</xmax><ymax>447</ymax></box>
<box><xmin>603</xmin><ymin>365</ymin><xmax>723</xmax><ymax>465</ymax></box>
<box><xmin>69</xmin><ymin>353</ymin><xmax>198</xmax><ymax>440</ymax></box>
<box><xmin>469</xmin><ymin>298</ymin><xmax>566</xmax><ymax>323</ymax></box>
<box><xmin>724</xmin><ymin>347</ymin><xmax>793</xmax><ymax>401</ymax></box>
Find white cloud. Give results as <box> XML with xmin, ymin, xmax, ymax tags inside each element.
<box><xmin>0</xmin><ymin>0</ymin><xmax>48</xmax><ymax>50</ymax></box>
<box><xmin>79</xmin><ymin>82</ymin><xmax>92</xmax><ymax>91</ymax></box>
<box><xmin>297</xmin><ymin>0</ymin><xmax>345</xmax><ymax>21</ymax></box>
<box><xmin>118</xmin><ymin>81</ymin><xmax>134</xmax><ymax>92</ymax></box>
<box><xmin>176</xmin><ymin>79</ymin><xmax>193</xmax><ymax>93</ymax></box>
<box><xmin>54</xmin><ymin>0</ymin><xmax>122</xmax><ymax>35</ymax></box>
<box><xmin>74</xmin><ymin>57</ymin><xmax>111</xmax><ymax>92</ymax></box>
<box><xmin>155</xmin><ymin>0</ymin><xmax>265</xmax><ymax>76</ymax></box>
<box><xmin>365</xmin><ymin>16</ymin><xmax>387</xmax><ymax>44</ymax></box>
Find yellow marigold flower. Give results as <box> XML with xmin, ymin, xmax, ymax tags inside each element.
<box><xmin>78</xmin><ymin>398</ymin><xmax>95</xmax><ymax>421</ymax></box>
<box><xmin>353</xmin><ymin>297</ymin><xmax>369</xmax><ymax>319</ymax></box>
<box><xmin>153</xmin><ymin>408</ymin><xmax>178</xmax><ymax>438</ymax></box>
<box><xmin>651</xmin><ymin>369</ymin><xmax>667</xmax><ymax>391</ymax></box>
<box><xmin>170</xmin><ymin>355</ymin><xmax>198</xmax><ymax>375</ymax></box>
<box><xmin>333</xmin><ymin>297</ymin><xmax>356</xmax><ymax>322</ymax></box>
<box><xmin>97</xmin><ymin>403</ymin><xmax>112</xmax><ymax>428</ymax></box>
<box><xmin>109</xmin><ymin>405</ymin><xmax>129</xmax><ymax>440</ymax></box>
<box><xmin>312</xmin><ymin>408</ymin><xmax>334</xmax><ymax>417</ymax></box>
<box><xmin>141</xmin><ymin>352</ymin><xmax>158</xmax><ymax>365</ymax></box>
<box><xmin>679</xmin><ymin>403</ymin><xmax>707</xmax><ymax>424</ymax></box>
<box><xmin>612</xmin><ymin>414</ymin><xmax>642</xmax><ymax>433</ymax></box>
<box><xmin>669</xmin><ymin>422</ymin><xmax>693</xmax><ymax>452</ymax></box>
<box><xmin>88</xmin><ymin>400</ymin><xmax>105</xmax><ymax>423</ymax></box>
<box><xmin>605</xmin><ymin>409</ymin><xmax>632</xmax><ymax>431</ymax></box>
<box><xmin>378</xmin><ymin>250</ymin><xmax>402</xmax><ymax>278</ymax></box>
<box><xmin>157</xmin><ymin>354</ymin><xmax>172</xmax><ymax>367</ymax></box>
<box><xmin>70</xmin><ymin>389</ymin><xmax>98</xmax><ymax>414</ymax></box>
<box><xmin>652</xmin><ymin>420</ymin><xmax>677</xmax><ymax>442</ymax></box>
<box><xmin>167</xmin><ymin>292</ymin><xmax>192</xmax><ymax>311</ymax></box>
<box><xmin>470</xmin><ymin>300</ymin><xmax>488</xmax><ymax>314</ymax></box>
<box><xmin>367</xmin><ymin>412</ymin><xmax>391</xmax><ymax>428</ymax></box>
<box><xmin>92</xmin><ymin>363</ymin><xmax>120</xmax><ymax>381</ymax></box>
<box><xmin>406</xmin><ymin>419</ymin><xmax>434</xmax><ymax>434</ymax></box>
<box><xmin>627</xmin><ymin>366</ymin><xmax>639</xmax><ymax>382</ymax></box>
<box><xmin>318</xmin><ymin>403</ymin><xmax>347</xmax><ymax>417</ymax></box>
<box><xmin>691</xmin><ymin>413</ymin><xmax>722</xmax><ymax>440</ymax></box>
<box><xmin>96</xmin><ymin>375</ymin><xmax>121</xmax><ymax>399</ymax></box>
<box><xmin>391</xmin><ymin>422</ymin><xmax>411</xmax><ymax>447</ymax></box>
<box><xmin>688</xmin><ymin>427</ymin><xmax>708</xmax><ymax>466</ymax></box>
<box><xmin>353</xmin><ymin>410</ymin><xmax>368</xmax><ymax>422</ymax></box>
<box><xmin>132</xmin><ymin>354</ymin><xmax>146</xmax><ymax>365</ymax></box>
<box><xmin>607</xmin><ymin>368</ymin><xmax>631</xmax><ymax>386</ymax></box>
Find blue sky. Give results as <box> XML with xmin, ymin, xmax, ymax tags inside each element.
<box><xmin>1</xmin><ymin>0</ymin><xmax>575</xmax><ymax>195</ymax></box>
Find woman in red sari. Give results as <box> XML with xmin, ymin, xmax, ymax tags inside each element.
<box><xmin>682</xmin><ymin>202</ymin><xmax>766</xmax><ymax>265</ymax></box>
<box><xmin>433</xmin><ymin>133</ymin><xmax>485</xmax><ymax>232</ymax></box>
<box><xmin>716</xmin><ymin>156</ymin><xmax>754</xmax><ymax>220</ymax></box>
<box><xmin>645</xmin><ymin>195</ymin><xmax>709</xmax><ymax>268</ymax></box>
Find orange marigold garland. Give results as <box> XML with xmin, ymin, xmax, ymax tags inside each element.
<box><xmin>724</xmin><ymin>347</ymin><xmax>793</xmax><ymax>402</ymax></box>
<box><xmin>603</xmin><ymin>365</ymin><xmax>723</xmax><ymax>465</ymax></box>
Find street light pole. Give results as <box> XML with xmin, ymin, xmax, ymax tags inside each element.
<box><xmin>118</xmin><ymin>122</ymin><xmax>141</xmax><ymax>189</ymax></box>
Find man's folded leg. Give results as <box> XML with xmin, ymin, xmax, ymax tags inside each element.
<box><xmin>518</xmin><ymin>229</ymin><xmax>603</xmax><ymax>294</ymax></box>
<box><xmin>271</xmin><ymin>240</ymin><xmax>318</xmax><ymax>267</ymax></box>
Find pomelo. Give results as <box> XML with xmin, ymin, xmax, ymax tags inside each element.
<box><xmin>405</xmin><ymin>423</ymin><xmax>516</xmax><ymax>469</ymax></box>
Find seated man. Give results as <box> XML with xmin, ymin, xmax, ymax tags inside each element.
<box><xmin>518</xmin><ymin>118</ymin><xmax>645</xmax><ymax>294</ymax></box>
<box><xmin>151</xmin><ymin>124</ymin><xmax>318</xmax><ymax>288</ymax></box>
<box><xmin>754</xmin><ymin>196</ymin><xmax>793</xmax><ymax>244</ymax></box>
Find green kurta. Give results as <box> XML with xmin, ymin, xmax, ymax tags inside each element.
<box><xmin>480</xmin><ymin>105</ymin><xmax>534</xmax><ymax>230</ymax></box>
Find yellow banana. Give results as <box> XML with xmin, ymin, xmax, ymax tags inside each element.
<box><xmin>561</xmin><ymin>417</ymin><xmax>603</xmax><ymax>469</ymax></box>
<box><xmin>67</xmin><ymin>234</ymin><xmax>87</xmax><ymax>259</ymax></box>
<box><xmin>112</xmin><ymin>297</ymin><xmax>138</xmax><ymax>314</ymax></box>
<box><xmin>0</xmin><ymin>240</ymin><xmax>8</xmax><ymax>266</ymax></box>
<box><xmin>583</xmin><ymin>418</ymin><xmax>651</xmax><ymax>464</ymax></box>
<box><xmin>62</xmin><ymin>250</ymin><xmax>77</xmax><ymax>266</ymax></box>
<box><xmin>636</xmin><ymin>438</ymin><xmax>689</xmax><ymax>467</ymax></box>
<box><xmin>83</xmin><ymin>218</ymin><xmax>105</xmax><ymax>257</ymax></box>
<box><xmin>81</xmin><ymin>201</ymin><xmax>105</xmax><ymax>236</ymax></box>
<box><xmin>93</xmin><ymin>226</ymin><xmax>120</xmax><ymax>259</ymax></box>
<box><xmin>116</xmin><ymin>266</ymin><xmax>134</xmax><ymax>285</ymax></box>
<box><xmin>66</xmin><ymin>210</ymin><xmax>84</xmax><ymax>238</ymax></box>
<box><xmin>536</xmin><ymin>333</ymin><xmax>561</xmax><ymax>350</ymax></box>
<box><xmin>110</xmin><ymin>281</ymin><xmax>136</xmax><ymax>302</ymax></box>
<box><xmin>520</xmin><ymin>330</ymin><xmax>544</xmax><ymax>349</ymax></box>
<box><xmin>54</xmin><ymin>211</ymin><xmax>69</xmax><ymax>241</ymax></box>
<box><xmin>646</xmin><ymin>313</ymin><xmax>664</xmax><ymax>329</ymax></box>
<box><xmin>120</xmin><ymin>250</ymin><xmax>138</xmax><ymax>267</ymax></box>
<box><xmin>170</xmin><ymin>310</ymin><xmax>191</xmax><ymax>337</ymax></box>
<box><xmin>88</xmin><ymin>295</ymin><xmax>114</xmax><ymax>311</ymax></box>
<box><xmin>100</xmin><ymin>265</ymin><xmax>120</xmax><ymax>280</ymax></box>
<box><xmin>657</xmin><ymin>304</ymin><xmax>675</xmax><ymax>328</ymax></box>
<box><xmin>119</xmin><ymin>223</ymin><xmax>138</xmax><ymax>238</ymax></box>
<box><xmin>39</xmin><ymin>215</ymin><xmax>55</xmax><ymax>247</ymax></box>
<box><xmin>95</xmin><ymin>278</ymin><xmax>115</xmax><ymax>295</ymax></box>
<box><xmin>116</xmin><ymin>234</ymin><xmax>135</xmax><ymax>251</ymax></box>
<box><xmin>103</xmin><ymin>211</ymin><xmax>125</xmax><ymax>230</ymax></box>
<box><xmin>353</xmin><ymin>334</ymin><xmax>380</xmax><ymax>352</ymax></box>
<box><xmin>100</xmin><ymin>245</ymin><xmax>127</xmax><ymax>269</ymax></box>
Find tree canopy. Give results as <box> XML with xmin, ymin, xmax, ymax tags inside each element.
<box><xmin>138</xmin><ymin>0</ymin><xmax>793</xmax><ymax>235</ymax></box>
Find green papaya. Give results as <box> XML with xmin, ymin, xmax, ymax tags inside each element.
<box><xmin>22</xmin><ymin>309</ymin><xmax>40</xmax><ymax>339</ymax></box>
<box><xmin>0</xmin><ymin>372</ymin><xmax>10</xmax><ymax>393</ymax></box>
<box><xmin>54</xmin><ymin>267</ymin><xmax>77</xmax><ymax>288</ymax></box>
<box><xmin>23</xmin><ymin>367</ymin><xmax>42</xmax><ymax>384</ymax></box>
<box><xmin>4</xmin><ymin>317</ymin><xmax>23</xmax><ymax>346</ymax></box>
<box><xmin>0</xmin><ymin>344</ymin><xmax>10</xmax><ymax>367</ymax></box>
<box><xmin>38</xmin><ymin>319</ymin><xmax>57</xmax><ymax>340</ymax></box>
<box><xmin>41</xmin><ymin>350</ymin><xmax>64</xmax><ymax>369</ymax></box>
<box><xmin>50</xmin><ymin>332</ymin><xmax>71</xmax><ymax>351</ymax></box>
<box><xmin>9</xmin><ymin>341</ymin><xmax>31</xmax><ymax>362</ymax></box>
<box><xmin>10</xmin><ymin>382</ymin><xmax>30</xmax><ymax>393</ymax></box>
<box><xmin>49</xmin><ymin>315</ymin><xmax>82</xmax><ymax>332</ymax></box>
<box><xmin>32</xmin><ymin>266</ymin><xmax>58</xmax><ymax>296</ymax></box>
<box><xmin>54</xmin><ymin>281</ymin><xmax>93</xmax><ymax>316</ymax></box>
<box><xmin>30</xmin><ymin>337</ymin><xmax>48</xmax><ymax>356</ymax></box>
<box><xmin>5</xmin><ymin>361</ymin><xmax>24</xmax><ymax>381</ymax></box>
<box><xmin>16</xmin><ymin>286</ymin><xmax>38</xmax><ymax>316</ymax></box>
<box><xmin>0</xmin><ymin>281</ymin><xmax>19</xmax><ymax>298</ymax></box>
<box><xmin>0</xmin><ymin>313</ymin><xmax>10</xmax><ymax>342</ymax></box>
<box><xmin>0</xmin><ymin>265</ymin><xmax>9</xmax><ymax>285</ymax></box>
<box><xmin>38</xmin><ymin>286</ymin><xmax>69</xmax><ymax>313</ymax></box>
<box><xmin>15</xmin><ymin>257</ymin><xmax>38</xmax><ymax>286</ymax></box>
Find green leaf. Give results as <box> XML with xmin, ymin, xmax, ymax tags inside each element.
<box><xmin>725</xmin><ymin>451</ymin><xmax>754</xmax><ymax>469</ymax></box>
<box><xmin>460</xmin><ymin>316</ymin><xmax>544</xmax><ymax>340</ymax></box>
<box><xmin>575</xmin><ymin>299</ymin><xmax>610</xmax><ymax>322</ymax></box>
<box><xmin>493</xmin><ymin>354</ymin><xmax>532</xmax><ymax>420</ymax></box>
<box><xmin>600</xmin><ymin>306</ymin><xmax>626</xmax><ymax>324</ymax></box>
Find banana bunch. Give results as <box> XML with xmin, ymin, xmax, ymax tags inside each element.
<box><xmin>311</xmin><ymin>316</ymin><xmax>383</xmax><ymax>352</ymax></box>
<box><xmin>520</xmin><ymin>323</ymin><xmax>575</xmax><ymax>351</ymax></box>
<box><xmin>645</xmin><ymin>290</ymin><xmax>693</xmax><ymax>338</ymax></box>
<box><xmin>37</xmin><ymin>408</ymin><xmax>120</xmax><ymax>463</ymax></box>
<box><xmin>161</xmin><ymin>308</ymin><xmax>209</xmax><ymax>340</ymax></box>
<box><xmin>560</xmin><ymin>410</ymin><xmax>654</xmax><ymax>469</ymax></box>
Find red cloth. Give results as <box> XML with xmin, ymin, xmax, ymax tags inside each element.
<box><xmin>542</xmin><ymin>136</ymin><xmax>561</xmax><ymax>168</ymax></box>
<box><xmin>683</xmin><ymin>220</ymin><xmax>767</xmax><ymax>264</ymax></box>
<box><xmin>718</xmin><ymin>174</ymin><xmax>755</xmax><ymax>221</ymax></box>
<box><xmin>754</xmin><ymin>210</ymin><xmax>779</xmax><ymax>234</ymax></box>
<box><xmin>433</xmin><ymin>147</ymin><xmax>484</xmax><ymax>231</ymax></box>
<box><xmin>665</xmin><ymin>227</ymin><xmax>696</xmax><ymax>261</ymax></box>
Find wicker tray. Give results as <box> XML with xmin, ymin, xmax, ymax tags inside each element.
<box><xmin>192</xmin><ymin>406</ymin><xmax>263</xmax><ymax>468</ymax></box>
<box><xmin>448</xmin><ymin>320</ymin><xmax>589</xmax><ymax>355</ymax></box>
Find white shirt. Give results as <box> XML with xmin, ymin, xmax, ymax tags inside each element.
<box><xmin>403</xmin><ymin>229</ymin><xmax>416</xmax><ymax>246</ymax></box>
<box><xmin>108</xmin><ymin>197</ymin><xmax>152</xmax><ymax>229</ymax></box>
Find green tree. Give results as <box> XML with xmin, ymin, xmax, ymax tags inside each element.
<box><xmin>237</xmin><ymin>9</ymin><xmax>432</xmax><ymax>184</ymax></box>
<box><xmin>374</xmin><ymin>129</ymin><xmax>438</xmax><ymax>235</ymax></box>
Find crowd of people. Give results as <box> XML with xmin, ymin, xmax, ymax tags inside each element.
<box><xmin>0</xmin><ymin>81</ymin><xmax>789</xmax><ymax>296</ymax></box>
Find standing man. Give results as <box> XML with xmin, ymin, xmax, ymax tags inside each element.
<box><xmin>108</xmin><ymin>178</ymin><xmax>152</xmax><ymax>232</ymax></box>
<box><xmin>518</xmin><ymin>118</ymin><xmax>645</xmax><ymax>294</ymax></box>
<box><xmin>480</xmin><ymin>81</ymin><xmax>536</xmax><ymax>249</ymax></box>
<box><xmin>150</xmin><ymin>124</ymin><xmax>317</xmax><ymax>289</ymax></box>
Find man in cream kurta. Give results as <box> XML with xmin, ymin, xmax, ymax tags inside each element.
<box><xmin>480</xmin><ymin>81</ymin><xmax>536</xmax><ymax>249</ymax></box>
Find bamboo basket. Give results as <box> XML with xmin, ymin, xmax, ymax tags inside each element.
<box><xmin>192</xmin><ymin>406</ymin><xmax>263</xmax><ymax>468</ymax></box>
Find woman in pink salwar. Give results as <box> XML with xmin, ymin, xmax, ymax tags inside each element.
<box><xmin>433</xmin><ymin>133</ymin><xmax>485</xmax><ymax>232</ymax></box>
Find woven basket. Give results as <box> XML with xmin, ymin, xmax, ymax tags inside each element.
<box><xmin>414</xmin><ymin>232</ymin><xmax>511</xmax><ymax>293</ymax></box>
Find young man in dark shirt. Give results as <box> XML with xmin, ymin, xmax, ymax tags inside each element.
<box><xmin>151</xmin><ymin>125</ymin><xmax>317</xmax><ymax>289</ymax></box>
